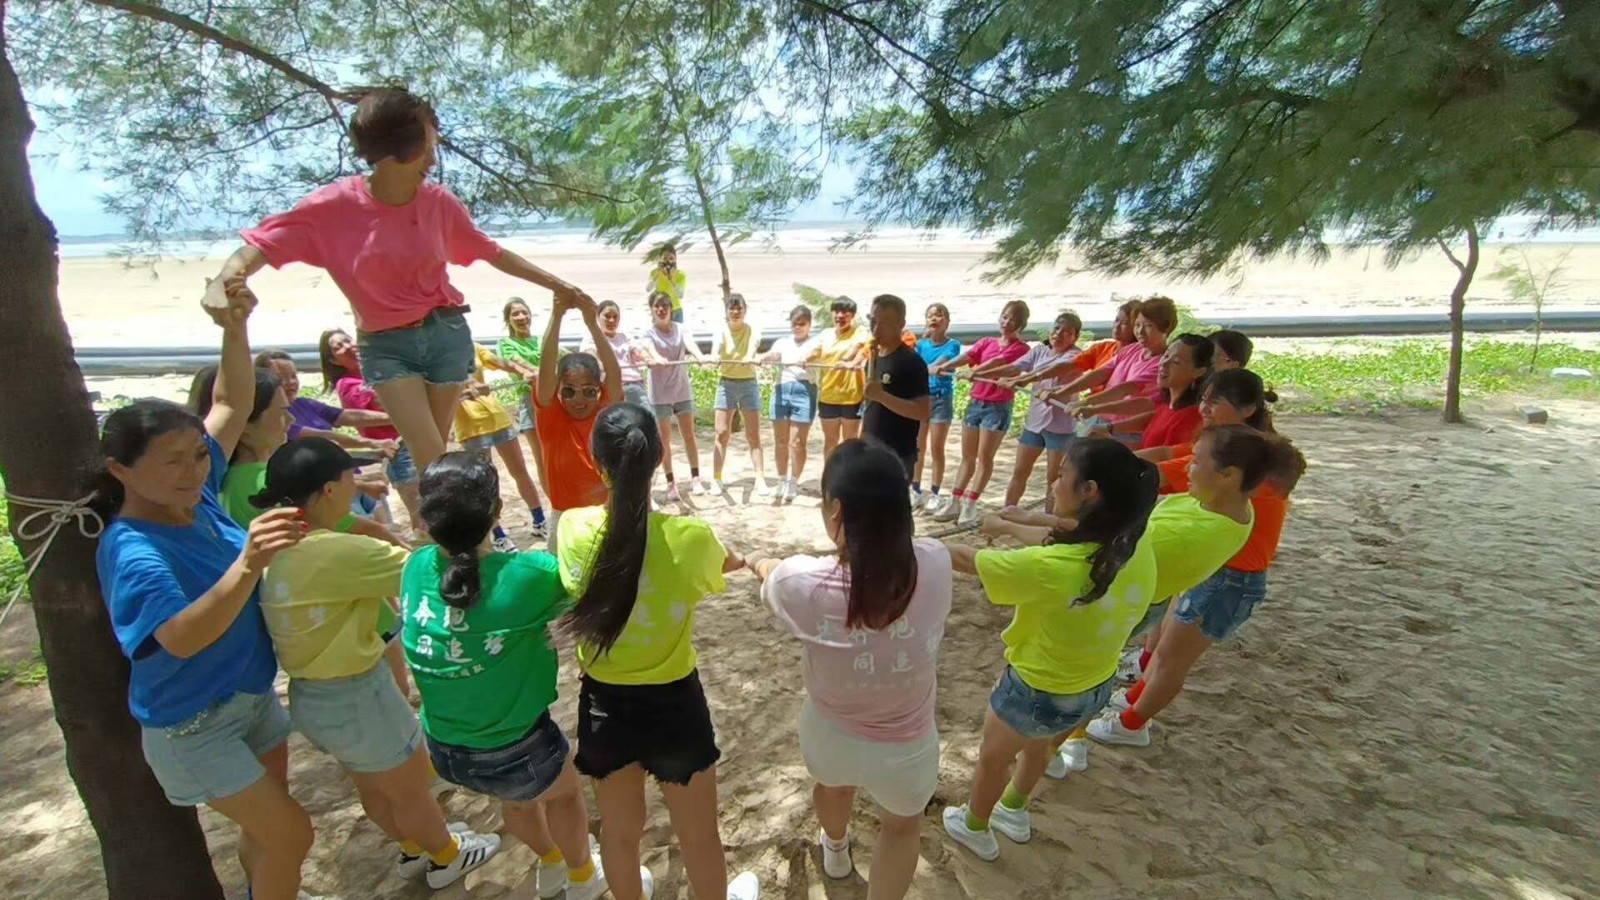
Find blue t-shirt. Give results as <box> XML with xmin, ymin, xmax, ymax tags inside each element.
<box><xmin>288</xmin><ymin>396</ymin><xmax>342</xmax><ymax>439</ymax></box>
<box><xmin>916</xmin><ymin>338</ymin><xmax>963</xmax><ymax>396</ymax></box>
<box><xmin>95</xmin><ymin>434</ymin><xmax>278</xmax><ymax>728</ymax></box>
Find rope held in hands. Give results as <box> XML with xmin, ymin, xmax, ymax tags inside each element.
<box><xmin>0</xmin><ymin>492</ymin><xmax>105</xmax><ymax>630</ymax></box>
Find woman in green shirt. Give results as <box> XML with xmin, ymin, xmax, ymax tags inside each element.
<box><xmin>497</xmin><ymin>297</ymin><xmax>549</xmax><ymax>489</ymax></box>
<box><xmin>403</xmin><ymin>452</ymin><xmax>607</xmax><ymax>900</ymax></box>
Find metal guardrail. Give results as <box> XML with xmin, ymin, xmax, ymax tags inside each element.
<box><xmin>71</xmin><ymin>311</ymin><xmax>1600</xmax><ymax>376</ymax></box>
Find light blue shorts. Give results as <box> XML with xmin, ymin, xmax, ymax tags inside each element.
<box><xmin>771</xmin><ymin>380</ymin><xmax>817</xmax><ymax>424</ymax></box>
<box><xmin>929</xmin><ymin>392</ymin><xmax>955</xmax><ymax>425</ymax></box>
<box><xmin>515</xmin><ymin>392</ymin><xmax>537</xmax><ymax>433</ymax></box>
<box><xmin>386</xmin><ymin>442</ymin><xmax>418</xmax><ymax>486</ymax></box>
<box><xmin>141</xmin><ymin>690</ymin><xmax>292</xmax><ymax>806</ymax></box>
<box><xmin>963</xmin><ymin>398</ymin><xmax>1012</xmax><ymax>433</ymax></box>
<box><xmin>716</xmin><ymin>377</ymin><xmax>762</xmax><ymax>412</ymax></box>
<box><xmin>289</xmin><ymin>662</ymin><xmax>422</xmax><ymax>774</ymax></box>
<box><xmin>623</xmin><ymin>382</ymin><xmax>650</xmax><ymax>409</ymax></box>
<box><xmin>462</xmin><ymin>426</ymin><xmax>517</xmax><ymax>455</ymax></box>
<box><xmin>988</xmin><ymin>666</ymin><xmax>1113</xmax><ymax>740</ymax></box>
<box><xmin>1019</xmin><ymin>428</ymin><xmax>1072</xmax><ymax>452</ymax></box>
<box><xmin>1175</xmin><ymin>568</ymin><xmax>1268</xmax><ymax>642</ymax></box>
<box><xmin>654</xmin><ymin>398</ymin><xmax>694</xmax><ymax>419</ymax></box>
<box><xmin>356</xmin><ymin>307</ymin><xmax>476</xmax><ymax>387</ymax></box>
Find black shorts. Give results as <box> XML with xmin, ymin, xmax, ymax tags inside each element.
<box><xmin>575</xmin><ymin>670</ymin><xmax>720</xmax><ymax>785</ymax></box>
<box><xmin>818</xmin><ymin>402</ymin><xmax>862</xmax><ymax>421</ymax></box>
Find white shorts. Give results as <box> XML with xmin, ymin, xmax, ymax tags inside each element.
<box><xmin>798</xmin><ymin>698</ymin><xmax>939</xmax><ymax>818</ymax></box>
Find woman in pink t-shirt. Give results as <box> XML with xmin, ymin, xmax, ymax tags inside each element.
<box><xmin>750</xmin><ymin>440</ymin><xmax>952</xmax><ymax>900</ymax></box>
<box><xmin>928</xmin><ymin>301</ymin><xmax>1032</xmax><ymax>528</ymax></box>
<box><xmin>201</xmin><ymin>88</ymin><xmax>593</xmax><ymax>481</ymax></box>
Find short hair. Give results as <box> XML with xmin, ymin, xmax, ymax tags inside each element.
<box><xmin>1136</xmin><ymin>295</ymin><xmax>1179</xmax><ymax>335</ymax></box>
<box><xmin>871</xmin><ymin>294</ymin><xmax>907</xmax><ymax>320</ymax></box>
<box><xmin>1054</xmin><ymin>311</ymin><xmax>1083</xmax><ymax>334</ymax></box>
<box><xmin>725</xmin><ymin>293</ymin><xmax>747</xmax><ymax>309</ymax></box>
<box><xmin>830</xmin><ymin>296</ymin><xmax>857</xmax><ymax>314</ymax></box>
<box><xmin>1210</xmin><ymin>329</ymin><xmax>1254</xmax><ymax>366</ymax></box>
<box><xmin>349</xmin><ymin>88</ymin><xmax>438</xmax><ymax>165</ymax></box>
<box><xmin>789</xmin><ymin>304</ymin><xmax>813</xmax><ymax>323</ymax></box>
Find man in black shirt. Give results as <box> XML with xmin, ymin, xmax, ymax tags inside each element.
<box><xmin>862</xmin><ymin>294</ymin><xmax>931</xmax><ymax>483</ymax></box>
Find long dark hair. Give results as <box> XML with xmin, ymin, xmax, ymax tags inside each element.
<box><xmin>1047</xmin><ymin>439</ymin><xmax>1160</xmax><ymax>604</ymax></box>
<box><xmin>318</xmin><ymin>329</ymin><xmax>356</xmax><ymax>392</ymax></box>
<box><xmin>417</xmin><ymin>452</ymin><xmax>502</xmax><ymax>609</ymax></box>
<box><xmin>1210</xmin><ymin>329</ymin><xmax>1254</xmax><ymax>367</ymax></box>
<box><xmin>1200</xmin><ymin>424</ymin><xmax>1307</xmax><ymax>495</ymax></box>
<box><xmin>561</xmin><ymin>403</ymin><xmax>661</xmax><ymax>655</ymax></box>
<box><xmin>188</xmin><ymin>365</ymin><xmax>280</xmax><ymax>423</ymax></box>
<box><xmin>1165</xmin><ymin>333</ymin><xmax>1215</xmax><ymax>409</ymax></box>
<box><xmin>822</xmin><ymin>441</ymin><xmax>919</xmax><ymax>629</ymax></box>
<box><xmin>254</xmin><ymin>348</ymin><xmax>293</xmax><ymax>368</ymax></box>
<box><xmin>88</xmin><ymin>400</ymin><xmax>205</xmax><ymax>520</ymax></box>
<box><xmin>1204</xmin><ymin>369</ymin><xmax>1278</xmax><ymax>431</ymax></box>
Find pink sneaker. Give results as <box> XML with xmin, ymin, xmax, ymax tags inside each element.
<box><xmin>666</xmin><ymin>481</ymin><xmax>681</xmax><ymax>502</ymax></box>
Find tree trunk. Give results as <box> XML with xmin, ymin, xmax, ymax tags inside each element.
<box><xmin>690</xmin><ymin>166</ymin><xmax>734</xmax><ymax>300</ymax></box>
<box><xmin>0</xmin><ymin>14</ymin><xmax>224</xmax><ymax>899</ymax></box>
<box><xmin>1441</xmin><ymin>224</ymin><xmax>1480</xmax><ymax>424</ymax></box>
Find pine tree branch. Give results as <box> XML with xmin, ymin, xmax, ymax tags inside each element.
<box><xmin>795</xmin><ymin>0</ymin><xmax>1015</xmax><ymax>107</ymax></box>
<box><xmin>1435</xmin><ymin>235</ymin><xmax>1467</xmax><ymax>273</ymax></box>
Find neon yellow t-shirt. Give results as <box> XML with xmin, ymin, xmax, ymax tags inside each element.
<box><xmin>817</xmin><ymin>325</ymin><xmax>870</xmax><ymax>405</ymax></box>
<box><xmin>556</xmin><ymin>507</ymin><xmax>727</xmax><ymax>685</ymax></box>
<box><xmin>975</xmin><ymin>535</ymin><xmax>1157</xmax><ymax>694</ymax></box>
<box><xmin>454</xmin><ymin>346</ymin><xmax>514</xmax><ymax>442</ymax></box>
<box><xmin>717</xmin><ymin>322</ymin><xmax>757</xmax><ymax>380</ymax></box>
<box><xmin>1146</xmin><ymin>494</ymin><xmax>1254</xmax><ymax>603</ymax></box>
<box><xmin>260</xmin><ymin>530</ymin><xmax>410</xmax><ymax>680</ymax></box>
<box><xmin>648</xmin><ymin>268</ymin><xmax>687</xmax><ymax>311</ymax></box>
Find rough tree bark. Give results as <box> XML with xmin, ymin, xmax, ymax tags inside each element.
<box><xmin>0</xmin><ymin>9</ymin><xmax>224</xmax><ymax>898</ymax></box>
<box><xmin>1437</xmin><ymin>223</ymin><xmax>1481</xmax><ymax>424</ymax></box>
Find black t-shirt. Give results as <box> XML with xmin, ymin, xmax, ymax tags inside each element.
<box><xmin>862</xmin><ymin>344</ymin><xmax>930</xmax><ymax>461</ymax></box>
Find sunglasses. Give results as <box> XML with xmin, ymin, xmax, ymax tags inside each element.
<box><xmin>559</xmin><ymin>385</ymin><xmax>602</xmax><ymax>401</ymax></box>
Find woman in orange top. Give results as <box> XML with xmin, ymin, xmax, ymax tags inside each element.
<box><xmin>1090</xmin><ymin>374</ymin><xmax>1305</xmax><ymax>748</ymax></box>
<box><xmin>534</xmin><ymin>293</ymin><xmax>623</xmax><ymax>555</ymax></box>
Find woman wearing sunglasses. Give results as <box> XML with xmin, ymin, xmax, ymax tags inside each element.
<box><xmin>534</xmin><ymin>292</ymin><xmax>624</xmax><ymax>554</ymax></box>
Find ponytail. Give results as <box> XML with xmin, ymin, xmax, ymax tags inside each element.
<box><xmin>1201</xmin><ymin>424</ymin><xmax>1308</xmax><ymax>495</ymax></box>
<box><xmin>1047</xmin><ymin>439</ymin><xmax>1160</xmax><ymax>604</ymax></box>
<box><xmin>561</xmin><ymin>403</ymin><xmax>661</xmax><ymax>655</ymax></box>
<box><xmin>416</xmin><ymin>452</ymin><xmax>501</xmax><ymax>610</ymax></box>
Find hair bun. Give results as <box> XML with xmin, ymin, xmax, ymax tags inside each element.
<box><xmin>1263</xmin><ymin>388</ymin><xmax>1280</xmax><ymax>404</ymax></box>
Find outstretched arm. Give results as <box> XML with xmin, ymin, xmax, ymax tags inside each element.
<box><xmin>202</xmin><ymin>245</ymin><xmax>269</xmax><ymax>310</ymax></box>
<box><xmin>490</xmin><ymin>248</ymin><xmax>583</xmax><ymax>296</ymax></box>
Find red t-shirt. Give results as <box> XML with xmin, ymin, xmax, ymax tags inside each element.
<box><xmin>1138</xmin><ymin>398</ymin><xmax>1203</xmax><ymax>451</ymax></box>
<box><xmin>534</xmin><ymin>389</ymin><xmax>612</xmax><ymax>511</ymax></box>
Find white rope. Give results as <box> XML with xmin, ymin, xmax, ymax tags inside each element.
<box><xmin>0</xmin><ymin>492</ymin><xmax>104</xmax><ymax>629</ymax></box>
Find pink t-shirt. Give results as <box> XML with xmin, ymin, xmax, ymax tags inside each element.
<box><xmin>1102</xmin><ymin>342</ymin><xmax>1163</xmax><ymax>422</ymax></box>
<box><xmin>241</xmin><ymin>176</ymin><xmax>502</xmax><ymax>332</ymax></box>
<box><xmin>763</xmin><ymin>539</ymin><xmax>952</xmax><ymax>743</ymax></box>
<box><xmin>968</xmin><ymin>337</ymin><xmax>1031</xmax><ymax>403</ymax></box>
<box><xmin>334</xmin><ymin>375</ymin><xmax>399</xmax><ymax>441</ymax></box>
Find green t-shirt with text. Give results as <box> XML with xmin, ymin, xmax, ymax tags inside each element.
<box><xmin>400</xmin><ymin>547</ymin><xmax>568</xmax><ymax>750</ymax></box>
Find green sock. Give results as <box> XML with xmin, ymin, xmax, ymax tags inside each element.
<box><xmin>1000</xmin><ymin>782</ymin><xmax>1030</xmax><ymax>811</ymax></box>
<box><xmin>964</xmin><ymin>809</ymin><xmax>990</xmax><ymax>832</ymax></box>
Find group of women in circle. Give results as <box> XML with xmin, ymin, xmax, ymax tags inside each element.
<box><xmin>91</xmin><ymin>85</ymin><xmax>1308</xmax><ymax>900</ymax></box>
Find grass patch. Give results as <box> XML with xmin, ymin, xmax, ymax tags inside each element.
<box><xmin>0</xmin><ymin>646</ymin><xmax>48</xmax><ymax>687</ymax></box>
<box><xmin>0</xmin><ymin>476</ymin><xmax>25</xmax><ymax>606</ymax></box>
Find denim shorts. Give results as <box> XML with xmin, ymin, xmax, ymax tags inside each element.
<box><xmin>387</xmin><ymin>442</ymin><xmax>418</xmax><ymax>486</ymax></box>
<box><xmin>929</xmin><ymin>392</ymin><xmax>954</xmax><ymax>425</ymax></box>
<box><xmin>654</xmin><ymin>398</ymin><xmax>694</xmax><ymax>419</ymax></box>
<box><xmin>771</xmin><ymin>380</ymin><xmax>817</xmax><ymax>424</ymax></box>
<box><xmin>141</xmin><ymin>690</ymin><xmax>292</xmax><ymax>806</ymax></box>
<box><xmin>514</xmin><ymin>392</ymin><xmax>537</xmax><ymax>433</ymax></box>
<box><xmin>623</xmin><ymin>382</ymin><xmax>650</xmax><ymax>409</ymax></box>
<box><xmin>289</xmin><ymin>662</ymin><xmax>422</xmax><ymax>773</ymax></box>
<box><xmin>1019</xmin><ymin>428</ymin><xmax>1071</xmax><ymax>452</ymax></box>
<box><xmin>1175</xmin><ymin>568</ymin><xmax>1268</xmax><ymax>642</ymax></box>
<box><xmin>963</xmin><ymin>398</ymin><xmax>1012</xmax><ymax>433</ymax></box>
<box><xmin>462</xmin><ymin>426</ymin><xmax>517</xmax><ymax>455</ymax></box>
<box><xmin>716</xmin><ymin>377</ymin><xmax>762</xmax><ymax>412</ymax></box>
<box><xmin>818</xmin><ymin>401</ymin><xmax>862</xmax><ymax>421</ymax></box>
<box><xmin>428</xmin><ymin>711</ymin><xmax>571</xmax><ymax>803</ymax></box>
<box><xmin>357</xmin><ymin>306</ymin><xmax>476</xmax><ymax>387</ymax></box>
<box><xmin>577</xmin><ymin>670</ymin><xmax>720</xmax><ymax>785</ymax></box>
<box><xmin>988</xmin><ymin>666</ymin><xmax>1114</xmax><ymax>740</ymax></box>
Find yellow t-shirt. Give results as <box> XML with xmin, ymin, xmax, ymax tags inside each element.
<box><xmin>975</xmin><ymin>535</ymin><xmax>1158</xmax><ymax>695</ymax></box>
<box><xmin>455</xmin><ymin>346</ymin><xmax>514</xmax><ymax>442</ymax></box>
<box><xmin>260</xmin><ymin>531</ymin><xmax>410</xmax><ymax>680</ymax></box>
<box><xmin>648</xmin><ymin>268</ymin><xmax>688</xmax><ymax>310</ymax></box>
<box><xmin>817</xmin><ymin>324</ymin><xmax>870</xmax><ymax>405</ymax></box>
<box><xmin>717</xmin><ymin>322</ymin><xmax>757</xmax><ymax>380</ymax></box>
<box><xmin>556</xmin><ymin>507</ymin><xmax>727</xmax><ymax>685</ymax></box>
<box><xmin>1146</xmin><ymin>494</ymin><xmax>1254</xmax><ymax>603</ymax></box>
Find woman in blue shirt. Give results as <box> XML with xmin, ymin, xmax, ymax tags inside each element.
<box><xmin>93</xmin><ymin>289</ymin><xmax>314</xmax><ymax>900</ymax></box>
<box><xmin>913</xmin><ymin>303</ymin><xmax>962</xmax><ymax>511</ymax></box>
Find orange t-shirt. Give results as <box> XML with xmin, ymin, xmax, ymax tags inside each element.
<box><xmin>1073</xmin><ymin>339</ymin><xmax>1123</xmax><ymax>393</ymax></box>
<box><xmin>1160</xmin><ymin>454</ymin><xmax>1287</xmax><ymax>573</ymax></box>
<box><xmin>534</xmin><ymin>389</ymin><xmax>612</xmax><ymax>511</ymax></box>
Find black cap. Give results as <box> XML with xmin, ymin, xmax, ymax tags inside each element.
<box><xmin>249</xmin><ymin>437</ymin><xmax>363</xmax><ymax>509</ymax></box>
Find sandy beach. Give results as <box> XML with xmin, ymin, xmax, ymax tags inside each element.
<box><xmin>4</xmin><ymin>396</ymin><xmax>1598</xmax><ymax>899</ymax></box>
<box><xmin>58</xmin><ymin>233</ymin><xmax>1600</xmax><ymax>349</ymax></box>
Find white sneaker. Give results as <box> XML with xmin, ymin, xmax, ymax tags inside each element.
<box><xmin>941</xmin><ymin>805</ymin><xmax>999</xmax><ymax>861</ymax></box>
<box><xmin>909</xmin><ymin>487</ymin><xmax>922</xmax><ymax>509</ymax></box>
<box><xmin>988</xmin><ymin>803</ymin><xmax>1032</xmax><ymax>843</ymax></box>
<box><xmin>492</xmin><ymin>534</ymin><xmax>521</xmax><ymax>554</ymax></box>
<box><xmin>666</xmin><ymin>481</ymin><xmax>681</xmax><ymax>502</ymax></box>
<box><xmin>426</xmin><ymin>831</ymin><xmax>502</xmax><ymax>888</ymax></box>
<box><xmin>529</xmin><ymin>520</ymin><xmax>549</xmax><ymax>541</ymax></box>
<box><xmin>712</xmin><ymin>478</ymin><xmax>728</xmax><ymax>495</ymax></box>
<box><xmin>1115</xmin><ymin>649</ymin><xmax>1145</xmax><ymax>684</ymax></box>
<box><xmin>819</xmin><ymin>829</ymin><xmax>852</xmax><ymax>879</ymax></box>
<box><xmin>1045</xmin><ymin>739</ymin><xmax>1089</xmax><ymax>780</ymax></box>
<box><xmin>728</xmin><ymin>871</ymin><xmax>760</xmax><ymax>899</ymax></box>
<box><xmin>562</xmin><ymin>837</ymin><xmax>608</xmax><ymax>900</ymax></box>
<box><xmin>956</xmin><ymin>500</ymin><xmax>980</xmax><ymax>528</ymax></box>
<box><xmin>397</xmin><ymin>822</ymin><xmax>470</xmax><ymax>878</ymax></box>
<box><xmin>784</xmin><ymin>479</ymin><xmax>800</xmax><ymax>502</ymax></box>
<box><xmin>640</xmin><ymin>866</ymin><xmax>656</xmax><ymax>900</ymax></box>
<box><xmin>753</xmin><ymin>477</ymin><xmax>774</xmax><ymax>496</ymax></box>
<box><xmin>924</xmin><ymin>492</ymin><xmax>943</xmax><ymax>514</ymax></box>
<box><xmin>1087</xmin><ymin>713</ymin><xmax>1152</xmax><ymax>747</ymax></box>
<box><xmin>931</xmin><ymin>496</ymin><xmax>959</xmax><ymax>522</ymax></box>
<box><xmin>690</xmin><ymin>478</ymin><xmax>707</xmax><ymax>496</ymax></box>
<box><xmin>1109</xmin><ymin>688</ymin><xmax>1132</xmax><ymax>713</ymax></box>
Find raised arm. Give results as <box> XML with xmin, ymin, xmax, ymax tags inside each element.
<box><xmin>202</xmin><ymin>245</ymin><xmax>268</xmax><ymax>310</ymax></box>
<box><xmin>203</xmin><ymin>288</ymin><xmax>260</xmax><ymax>459</ymax></box>
<box><xmin>536</xmin><ymin>298</ymin><xmax>568</xmax><ymax>407</ymax></box>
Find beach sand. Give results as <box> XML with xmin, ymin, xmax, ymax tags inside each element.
<box><xmin>58</xmin><ymin>237</ymin><xmax>1600</xmax><ymax>349</ymax></box>
<box><xmin>4</xmin><ymin>399</ymin><xmax>1598</xmax><ymax>899</ymax></box>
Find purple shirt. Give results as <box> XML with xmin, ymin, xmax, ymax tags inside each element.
<box><xmin>288</xmin><ymin>397</ymin><xmax>342</xmax><ymax>439</ymax></box>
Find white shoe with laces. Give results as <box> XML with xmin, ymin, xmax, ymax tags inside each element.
<box><xmin>924</xmin><ymin>492</ymin><xmax>944</xmax><ymax>514</ymax></box>
<box><xmin>690</xmin><ymin>477</ymin><xmax>707</xmax><ymax>496</ymax></box>
<box><xmin>492</xmin><ymin>534</ymin><xmax>521</xmax><ymax>554</ymax></box>
<box><xmin>819</xmin><ymin>829</ymin><xmax>853</xmax><ymax>879</ymax></box>
<box><xmin>1087</xmin><ymin>712</ymin><xmax>1152</xmax><ymax>747</ymax></box>
<box><xmin>1109</xmin><ymin>688</ymin><xmax>1132</xmax><ymax>713</ymax></box>
<box><xmin>396</xmin><ymin>822</ymin><xmax>470</xmax><ymax>879</ymax></box>
<box><xmin>425</xmin><ymin>830</ymin><xmax>502</xmax><ymax>888</ymax></box>
<box><xmin>988</xmin><ymin>803</ymin><xmax>1032</xmax><ymax>843</ymax></box>
<box><xmin>728</xmin><ymin>871</ymin><xmax>761</xmax><ymax>899</ymax></box>
<box><xmin>560</xmin><ymin>837</ymin><xmax>608</xmax><ymax>900</ymax></box>
<box><xmin>1115</xmin><ymin>648</ymin><xmax>1145</xmax><ymax>684</ymax></box>
<box><xmin>956</xmin><ymin>500</ymin><xmax>980</xmax><ymax>528</ymax></box>
<box><xmin>931</xmin><ymin>496</ymin><xmax>959</xmax><ymax>522</ymax></box>
<box><xmin>1045</xmin><ymin>739</ymin><xmax>1090</xmax><ymax>779</ymax></box>
<box><xmin>942</xmin><ymin>805</ymin><xmax>1000</xmax><ymax>861</ymax></box>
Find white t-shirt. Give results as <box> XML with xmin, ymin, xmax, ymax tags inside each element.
<box><xmin>769</xmin><ymin>335</ymin><xmax>818</xmax><ymax>384</ymax></box>
<box><xmin>581</xmin><ymin>330</ymin><xmax>645</xmax><ymax>384</ymax></box>
<box><xmin>1015</xmin><ymin>344</ymin><xmax>1081</xmax><ymax>435</ymax></box>
<box><xmin>762</xmin><ymin>539</ymin><xmax>952</xmax><ymax>743</ymax></box>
